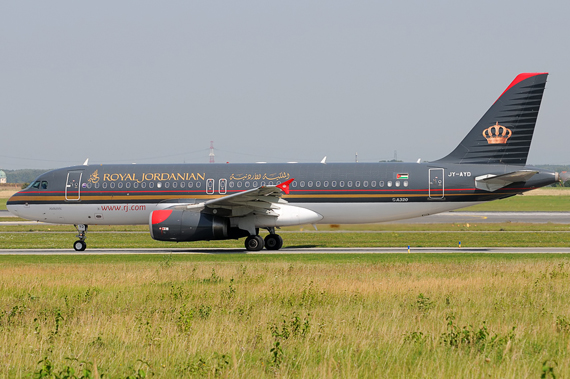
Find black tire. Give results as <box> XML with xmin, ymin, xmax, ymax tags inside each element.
<box><xmin>245</xmin><ymin>235</ymin><xmax>264</xmax><ymax>251</ymax></box>
<box><xmin>73</xmin><ymin>240</ymin><xmax>86</xmax><ymax>251</ymax></box>
<box><xmin>264</xmin><ymin>234</ymin><xmax>283</xmax><ymax>250</ymax></box>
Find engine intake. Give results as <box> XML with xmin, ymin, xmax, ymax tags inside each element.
<box><xmin>150</xmin><ymin>209</ymin><xmax>246</xmax><ymax>242</ymax></box>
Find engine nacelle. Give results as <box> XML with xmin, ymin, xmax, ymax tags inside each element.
<box><xmin>150</xmin><ymin>209</ymin><xmax>247</xmax><ymax>242</ymax></box>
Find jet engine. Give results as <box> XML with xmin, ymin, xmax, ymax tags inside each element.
<box><xmin>150</xmin><ymin>209</ymin><xmax>247</xmax><ymax>242</ymax></box>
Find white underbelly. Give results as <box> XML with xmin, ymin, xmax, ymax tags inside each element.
<box><xmin>299</xmin><ymin>202</ymin><xmax>482</xmax><ymax>224</ymax></box>
<box><xmin>7</xmin><ymin>203</ymin><xmax>162</xmax><ymax>225</ymax></box>
<box><xmin>8</xmin><ymin>201</ymin><xmax>482</xmax><ymax>226</ymax></box>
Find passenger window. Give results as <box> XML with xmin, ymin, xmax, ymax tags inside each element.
<box><xmin>340</xmin><ymin>181</ymin><xmax>345</xmax><ymax>187</ymax></box>
<box><xmin>332</xmin><ymin>181</ymin><xmax>337</xmax><ymax>187</ymax></box>
<box><xmin>316</xmin><ymin>181</ymin><xmax>321</xmax><ymax>187</ymax></box>
<box><xmin>371</xmin><ymin>181</ymin><xmax>376</xmax><ymax>187</ymax></box>
<box><xmin>245</xmin><ymin>182</ymin><xmax>251</xmax><ymax>188</ymax></box>
<box><xmin>180</xmin><ymin>182</ymin><xmax>185</xmax><ymax>188</ymax></box>
<box><xmin>379</xmin><ymin>181</ymin><xmax>384</xmax><ymax>187</ymax></box>
<box><xmin>188</xmin><ymin>182</ymin><xmax>193</xmax><ymax>188</ymax></box>
<box><xmin>363</xmin><ymin>181</ymin><xmax>368</xmax><ymax>187</ymax></box>
<box><xmin>196</xmin><ymin>182</ymin><xmax>202</xmax><ymax>188</ymax></box>
<box><xmin>165</xmin><ymin>182</ymin><xmax>170</xmax><ymax>188</ymax></box>
<box><xmin>395</xmin><ymin>181</ymin><xmax>400</xmax><ymax>187</ymax></box>
<box><xmin>300</xmin><ymin>181</ymin><xmax>305</xmax><ymax>187</ymax></box>
<box><xmin>355</xmin><ymin>181</ymin><xmax>360</xmax><ymax>187</ymax></box>
<box><xmin>41</xmin><ymin>181</ymin><xmax>48</xmax><ymax>189</ymax></box>
<box><xmin>149</xmin><ymin>183</ymin><xmax>155</xmax><ymax>189</ymax></box>
<box><xmin>308</xmin><ymin>181</ymin><xmax>313</xmax><ymax>187</ymax></box>
<box><xmin>291</xmin><ymin>181</ymin><xmax>297</xmax><ymax>188</ymax></box>
<box><xmin>323</xmin><ymin>181</ymin><xmax>329</xmax><ymax>187</ymax></box>
<box><xmin>387</xmin><ymin>181</ymin><xmax>392</xmax><ymax>187</ymax></box>
<box><xmin>347</xmin><ymin>181</ymin><xmax>353</xmax><ymax>187</ymax></box>
<box><xmin>118</xmin><ymin>183</ymin><xmax>124</xmax><ymax>189</ymax></box>
<box><xmin>172</xmin><ymin>182</ymin><xmax>177</xmax><ymax>188</ymax></box>
<box><xmin>134</xmin><ymin>182</ymin><xmax>139</xmax><ymax>188</ymax></box>
<box><xmin>237</xmin><ymin>182</ymin><xmax>242</xmax><ymax>188</ymax></box>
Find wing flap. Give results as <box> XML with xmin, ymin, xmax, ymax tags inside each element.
<box><xmin>169</xmin><ymin>178</ymin><xmax>295</xmax><ymax>217</ymax></box>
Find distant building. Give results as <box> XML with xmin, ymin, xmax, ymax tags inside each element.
<box><xmin>0</xmin><ymin>170</ymin><xmax>6</xmax><ymax>184</ymax></box>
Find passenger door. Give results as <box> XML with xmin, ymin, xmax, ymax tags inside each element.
<box><xmin>65</xmin><ymin>170</ymin><xmax>83</xmax><ymax>201</ymax></box>
<box><xmin>428</xmin><ymin>168</ymin><xmax>444</xmax><ymax>199</ymax></box>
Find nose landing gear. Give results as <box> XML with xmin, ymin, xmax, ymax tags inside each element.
<box><xmin>73</xmin><ymin>224</ymin><xmax>88</xmax><ymax>251</ymax></box>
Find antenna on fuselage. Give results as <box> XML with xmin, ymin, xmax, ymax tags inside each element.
<box><xmin>321</xmin><ymin>156</ymin><xmax>327</xmax><ymax>164</ymax></box>
<box><xmin>83</xmin><ymin>158</ymin><xmax>89</xmax><ymax>166</ymax></box>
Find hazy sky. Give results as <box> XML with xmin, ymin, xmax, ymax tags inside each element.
<box><xmin>1</xmin><ymin>1</ymin><xmax>569</xmax><ymax>169</ymax></box>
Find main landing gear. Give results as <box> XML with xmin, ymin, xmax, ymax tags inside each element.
<box><xmin>73</xmin><ymin>224</ymin><xmax>88</xmax><ymax>251</ymax></box>
<box><xmin>244</xmin><ymin>227</ymin><xmax>283</xmax><ymax>251</ymax></box>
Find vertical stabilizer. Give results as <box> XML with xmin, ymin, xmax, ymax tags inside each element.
<box><xmin>435</xmin><ymin>73</ymin><xmax>548</xmax><ymax>165</ymax></box>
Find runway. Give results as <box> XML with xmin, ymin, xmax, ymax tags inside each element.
<box><xmin>2</xmin><ymin>247</ymin><xmax>570</xmax><ymax>255</ymax></box>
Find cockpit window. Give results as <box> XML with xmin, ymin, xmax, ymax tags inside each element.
<box><xmin>29</xmin><ymin>181</ymin><xmax>48</xmax><ymax>190</ymax></box>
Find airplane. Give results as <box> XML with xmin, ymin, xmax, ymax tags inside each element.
<box><xmin>7</xmin><ymin>72</ymin><xmax>564</xmax><ymax>252</ymax></box>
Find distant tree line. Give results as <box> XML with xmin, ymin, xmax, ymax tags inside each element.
<box><xmin>2</xmin><ymin>169</ymin><xmax>51</xmax><ymax>184</ymax></box>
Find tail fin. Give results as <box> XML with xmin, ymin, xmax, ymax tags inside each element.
<box><xmin>435</xmin><ymin>73</ymin><xmax>548</xmax><ymax>165</ymax></box>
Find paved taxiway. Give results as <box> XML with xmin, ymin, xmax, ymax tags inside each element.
<box><xmin>2</xmin><ymin>247</ymin><xmax>570</xmax><ymax>255</ymax></box>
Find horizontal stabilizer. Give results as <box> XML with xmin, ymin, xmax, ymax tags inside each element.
<box><xmin>475</xmin><ymin>170</ymin><xmax>538</xmax><ymax>192</ymax></box>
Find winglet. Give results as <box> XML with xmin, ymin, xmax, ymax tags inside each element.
<box><xmin>276</xmin><ymin>178</ymin><xmax>295</xmax><ymax>195</ymax></box>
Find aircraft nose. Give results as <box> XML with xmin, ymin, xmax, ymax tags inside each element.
<box><xmin>6</xmin><ymin>192</ymin><xmax>20</xmax><ymax>216</ymax></box>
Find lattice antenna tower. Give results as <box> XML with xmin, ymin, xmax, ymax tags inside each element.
<box><xmin>209</xmin><ymin>141</ymin><xmax>215</xmax><ymax>163</ymax></box>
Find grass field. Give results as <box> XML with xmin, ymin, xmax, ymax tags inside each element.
<box><xmin>1</xmin><ymin>253</ymin><xmax>569</xmax><ymax>378</ymax></box>
<box><xmin>2</xmin><ymin>227</ymin><xmax>570</xmax><ymax>249</ymax></box>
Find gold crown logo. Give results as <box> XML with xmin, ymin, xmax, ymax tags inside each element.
<box><xmin>482</xmin><ymin>122</ymin><xmax>512</xmax><ymax>144</ymax></box>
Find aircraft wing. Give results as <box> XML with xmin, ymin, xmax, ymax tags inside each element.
<box><xmin>171</xmin><ymin>178</ymin><xmax>295</xmax><ymax>217</ymax></box>
<box><xmin>474</xmin><ymin>170</ymin><xmax>538</xmax><ymax>192</ymax></box>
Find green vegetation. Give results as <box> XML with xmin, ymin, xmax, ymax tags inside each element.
<box><xmin>1</xmin><ymin>254</ymin><xmax>570</xmax><ymax>377</ymax></box>
<box><xmin>460</xmin><ymin>195</ymin><xmax>570</xmax><ymax>212</ymax></box>
<box><xmin>0</xmin><ymin>199</ymin><xmax>7</xmax><ymax>210</ymax></box>
<box><xmin>1</xmin><ymin>168</ymin><xmax>50</xmax><ymax>184</ymax></box>
<box><xmin>1</xmin><ymin>228</ymin><xmax>570</xmax><ymax>249</ymax></box>
<box><xmin>1</xmin><ymin>222</ymin><xmax>570</xmax><ymax>249</ymax></box>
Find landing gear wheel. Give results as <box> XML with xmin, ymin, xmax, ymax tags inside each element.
<box><xmin>245</xmin><ymin>235</ymin><xmax>264</xmax><ymax>251</ymax></box>
<box><xmin>73</xmin><ymin>224</ymin><xmax>88</xmax><ymax>251</ymax></box>
<box><xmin>264</xmin><ymin>234</ymin><xmax>283</xmax><ymax>250</ymax></box>
<box><xmin>73</xmin><ymin>240</ymin><xmax>86</xmax><ymax>251</ymax></box>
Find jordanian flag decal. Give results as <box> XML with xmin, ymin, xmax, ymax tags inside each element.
<box><xmin>397</xmin><ymin>173</ymin><xmax>409</xmax><ymax>179</ymax></box>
